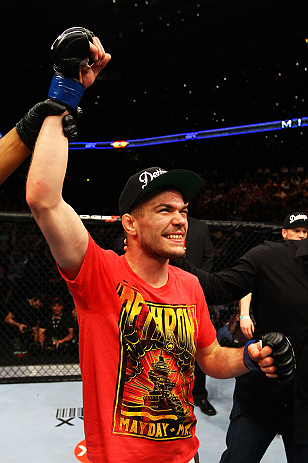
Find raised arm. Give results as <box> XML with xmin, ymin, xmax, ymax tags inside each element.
<box><xmin>0</xmin><ymin>128</ymin><xmax>31</xmax><ymax>185</ymax></box>
<box><xmin>26</xmin><ymin>113</ymin><xmax>89</xmax><ymax>280</ymax></box>
<box><xmin>1</xmin><ymin>85</ymin><xmax>84</xmax><ymax>185</ymax></box>
<box><xmin>26</xmin><ymin>28</ymin><xmax>111</xmax><ymax>280</ymax></box>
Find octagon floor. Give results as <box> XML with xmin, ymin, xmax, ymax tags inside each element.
<box><xmin>0</xmin><ymin>376</ymin><xmax>286</xmax><ymax>462</ymax></box>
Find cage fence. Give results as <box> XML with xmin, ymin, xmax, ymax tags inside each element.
<box><xmin>0</xmin><ymin>213</ymin><xmax>281</xmax><ymax>383</ymax></box>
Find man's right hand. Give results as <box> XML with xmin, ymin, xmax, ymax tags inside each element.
<box><xmin>18</xmin><ymin>323</ymin><xmax>27</xmax><ymax>333</ymax></box>
<box><xmin>247</xmin><ymin>342</ymin><xmax>277</xmax><ymax>378</ymax></box>
<box><xmin>80</xmin><ymin>37</ymin><xmax>111</xmax><ymax>88</ymax></box>
<box><xmin>48</xmin><ymin>27</ymin><xmax>111</xmax><ymax>109</ymax></box>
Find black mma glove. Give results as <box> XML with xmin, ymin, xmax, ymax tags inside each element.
<box><xmin>48</xmin><ymin>27</ymin><xmax>94</xmax><ymax>110</ymax></box>
<box><xmin>16</xmin><ymin>99</ymin><xmax>82</xmax><ymax>150</ymax></box>
<box><xmin>261</xmin><ymin>332</ymin><xmax>296</xmax><ymax>384</ymax></box>
<box><xmin>62</xmin><ymin>107</ymin><xmax>83</xmax><ymax>142</ymax></box>
<box><xmin>243</xmin><ymin>332</ymin><xmax>296</xmax><ymax>384</ymax></box>
<box><xmin>16</xmin><ymin>99</ymin><xmax>68</xmax><ymax>150</ymax></box>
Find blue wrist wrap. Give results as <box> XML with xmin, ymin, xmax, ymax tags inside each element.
<box><xmin>243</xmin><ymin>340</ymin><xmax>261</xmax><ymax>372</ymax></box>
<box><xmin>48</xmin><ymin>75</ymin><xmax>85</xmax><ymax>110</ymax></box>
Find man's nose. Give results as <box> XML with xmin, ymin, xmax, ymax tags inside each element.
<box><xmin>172</xmin><ymin>211</ymin><xmax>187</xmax><ymax>225</ymax></box>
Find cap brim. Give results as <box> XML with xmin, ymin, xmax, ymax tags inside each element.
<box><xmin>286</xmin><ymin>222</ymin><xmax>308</xmax><ymax>229</ymax></box>
<box><xmin>136</xmin><ymin>169</ymin><xmax>202</xmax><ymax>205</ymax></box>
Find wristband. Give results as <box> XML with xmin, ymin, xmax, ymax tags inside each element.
<box><xmin>243</xmin><ymin>340</ymin><xmax>261</xmax><ymax>372</ymax></box>
<box><xmin>240</xmin><ymin>316</ymin><xmax>250</xmax><ymax>320</ymax></box>
<box><xmin>48</xmin><ymin>75</ymin><xmax>85</xmax><ymax>110</ymax></box>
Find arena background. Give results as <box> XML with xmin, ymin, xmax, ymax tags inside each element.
<box><xmin>0</xmin><ymin>0</ymin><xmax>307</xmax><ymax>382</ymax></box>
<box><xmin>1</xmin><ymin>0</ymin><xmax>307</xmax><ymax>215</ymax></box>
<box><xmin>0</xmin><ymin>214</ymin><xmax>281</xmax><ymax>382</ymax></box>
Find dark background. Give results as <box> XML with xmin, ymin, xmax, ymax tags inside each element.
<box><xmin>0</xmin><ymin>0</ymin><xmax>307</xmax><ymax>215</ymax></box>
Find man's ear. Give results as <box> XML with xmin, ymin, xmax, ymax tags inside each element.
<box><xmin>122</xmin><ymin>214</ymin><xmax>138</xmax><ymax>236</ymax></box>
<box><xmin>281</xmin><ymin>229</ymin><xmax>287</xmax><ymax>239</ymax></box>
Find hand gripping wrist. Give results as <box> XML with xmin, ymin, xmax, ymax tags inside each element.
<box><xmin>62</xmin><ymin>107</ymin><xmax>83</xmax><ymax>142</ymax></box>
<box><xmin>243</xmin><ymin>340</ymin><xmax>261</xmax><ymax>372</ymax></box>
<box><xmin>16</xmin><ymin>99</ymin><xmax>68</xmax><ymax>150</ymax></box>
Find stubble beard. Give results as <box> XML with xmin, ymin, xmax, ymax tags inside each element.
<box><xmin>140</xmin><ymin>234</ymin><xmax>185</xmax><ymax>260</ymax></box>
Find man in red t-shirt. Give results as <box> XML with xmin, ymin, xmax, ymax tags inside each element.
<box><xmin>26</xmin><ymin>148</ymin><xmax>277</xmax><ymax>462</ymax></box>
<box><xmin>3</xmin><ymin>28</ymin><xmax>278</xmax><ymax>463</ymax></box>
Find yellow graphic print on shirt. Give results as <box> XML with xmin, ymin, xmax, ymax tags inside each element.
<box><xmin>113</xmin><ymin>280</ymin><xmax>198</xmax><ymax>441</ymax></box>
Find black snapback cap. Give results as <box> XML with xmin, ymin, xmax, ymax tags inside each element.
<box><xmin>118</xmin><ymin>167</ymin><xmax>202</xmax><ymax>216</ymax></box>
<box><xmin>283</xmin><ymin>212</ymin><xmax>308</xmax><ymax>229</ymax></box>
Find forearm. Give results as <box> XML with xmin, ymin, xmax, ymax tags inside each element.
<box><xmin>57</xmin><ymin>330</ymin><xmax>74</xmax><ymax>347</ymax></box>
<box><xmin>26</xmin><ymin>114</ymin><xmax>88</xmax><ymax>279</ymax></box>
<box><xmin>26</xmin><ymin>115</ymin><xmax>68</xmax><ymax>209</ymax></box>
<box><xmin>5</xmin><ymin>317</ymin><xmax>20</xmax><ymax>328</ymax></box>
<box><xmin>0</xmin><ymin>128</ymin><xmax>31</xmax><ymax>185</ymax></box>
<box><xmin>239</xmin><ymin>293</ymin><xmax>252</xmax><ymax>316</ymax></box>
<box><xmin>60</xmin><ymin>335</ymin><xmax>73</xmax><ymax>343</ymax></box>
<box><xmin>197</xmin><ymin>342</ymin><xmax>248</xmax><ymax>379</ymax></box>
<box><xmin>62</xmin><ymin>329</ymin><xmax>74</xmax><ymax>342</ymax></box>
<box><xmin>239</xmin><ymin>293</ymin><xmax>254</xmax><ymax>338</ymax></box>
<box><xmin>5</xmin><ymin>314</ymin><xmax>24</xmax><ymax>330</ymax></box>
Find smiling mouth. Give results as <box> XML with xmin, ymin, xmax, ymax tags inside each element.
<box><xmin>165</xmin><ymin>234</ymin><xmax>184</xmax><ymax>240</ymax></box>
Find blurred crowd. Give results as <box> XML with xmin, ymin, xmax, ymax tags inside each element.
<box><xmin>1</xmin><ymin>160</ymin><xmax>307</xmax><ymax>224</ymax></box>
<box><xmin>194</xmin><ymin>161</ymin><xmax>308</xmax><ymax>223</ymax></box>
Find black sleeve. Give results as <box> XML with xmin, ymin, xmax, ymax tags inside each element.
<box><xmin>60</xmin><ymin>313</ymin><xmax>74</xmax><ymax>333</ymax></box>
<box><xmin>200</xmin><ymin>223</ymin><xmax>214</xmax><ymax>272</ymax></box>
<box><xmin>170</xmin><ymin>245</ymin><xmax>261</xmax><ymax>305</ymax></box>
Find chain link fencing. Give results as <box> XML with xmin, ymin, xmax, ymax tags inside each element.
<box><xmin>0</xmin><ymin>213</ymin><xmax>282</xmax><ymax>383</ymax></box>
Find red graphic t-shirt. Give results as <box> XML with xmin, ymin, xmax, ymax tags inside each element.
<box><xmin>60</xmin><ymin>235</ymin><xmax>216</xmax><ymax>463</ymax></box>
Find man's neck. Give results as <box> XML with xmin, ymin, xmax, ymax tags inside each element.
<box><xmin>125</xmin><ymin>251</ymin><xmax>169</xmax><ymax>288</ymax></box>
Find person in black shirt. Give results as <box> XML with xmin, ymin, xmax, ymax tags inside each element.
<box><xmin>185</xmin><ymin>217</ymin><xmax>217</xmax><ymax>416</ymax></box>
<box><xmin>239</xmin><ymin>212</ymin><xmax>308</xmax><ymax>339</ymax></box>
<box><xmin>4</xmin><ymin>293</ymin><xmax>46</xmax><ymax>352</ymax></box>
<box><xmin>173</xmin><ymin>227</ymin><xmax>308</xmax><ymax>463</ymax></box>
<box><xmin>0</xmin><ymin>264</ymin><xmax>13</xmax><ymax>353</ymax></box>
<box><xmin>40</xmin><ymin>297</ymin><xmax>75</xmax><ymax>353</ymax></box>
<box><xmin>4</xmin><ymin>293</ymin><xmax>44</xmax><ymax>333</ymax></box>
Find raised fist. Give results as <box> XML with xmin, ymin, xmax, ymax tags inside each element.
<box><xmin>48</xmin><ymin>27</ymin><xmax>110</xmax><ymax>110</ymax></box>
<box><xmin>51</xmin><ymin>27</ymin><xmax>94</xmax><ymax>81</ymax></box>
